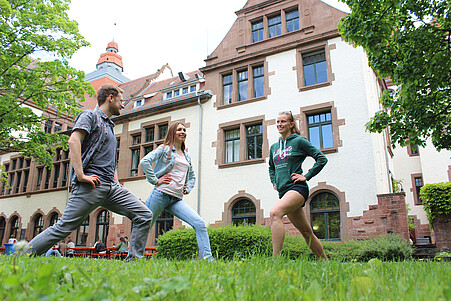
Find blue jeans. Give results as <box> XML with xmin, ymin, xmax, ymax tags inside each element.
<box><xmin>146</xmin><ymin>189</ymin><xmax>213</xmax><ymax>260</ymax></box>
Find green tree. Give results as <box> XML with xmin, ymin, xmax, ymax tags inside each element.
<box><xmin>0</xmin><ymin>0</ymin><xmax>95</xmax><ymax>167</ymax></box>
<box><xmin>338</xmin><ymin>0</ymin><xmax>451</xmax><ymax>150</ymax></box>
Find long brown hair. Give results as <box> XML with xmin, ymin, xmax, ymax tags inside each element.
<box><xmin>163</xmin><ymin>122</ymin><xmax>186</xmax><ymax>160</ymax></box>
<box><xmin>279</xmin><ymin>111</ymin><xmax>300</xmax><ymax>134</ymax></box>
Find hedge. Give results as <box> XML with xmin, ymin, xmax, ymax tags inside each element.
<box><xmin>420</xmin><ymin>182</ymin><xmax>451</xmax><ymax>225</ymax></box>
<box><xmin>157</xmin><ymin>225</ymin><xmax>413</xmax><ymax>261</ymax></box>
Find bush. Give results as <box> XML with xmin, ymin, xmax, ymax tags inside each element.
<box><xmin>157</xmin><ymin>225</ymin><xmax>413</xmax><ymax>261</ymax></box>
<box><xmin>420</xmin><ymin>182</ymin><xmax>451</xmax><ymax>225</ymax></box>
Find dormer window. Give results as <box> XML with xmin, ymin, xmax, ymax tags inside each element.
<box><xmin>174</xmin><ymin>90</ymin><xmax>180</xmax><ymax>97</ymax></box>
<box><xmin>134</xmin><ymin>99</ymin><xmax>143</xmax><ymax>108</ymax></box>
<box><xmin>190</xmin><ymin>85</ymin><xmax>197</xmax><ymax>92</ymax></box>
<box><xmin>166</xmin><ymin>91</ymin><xmax>173</xmax><ymax>99</ymax></box>
<box><xmin>183</xmin><ymin>87</ymin><xmax>188</xmax><ymax>94</ymax></box>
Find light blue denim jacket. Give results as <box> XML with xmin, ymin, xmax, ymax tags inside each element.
<box><xmin>140</xmin><ymin>144</ymin><xmax>196</xmax><ymax>194</ymax></box>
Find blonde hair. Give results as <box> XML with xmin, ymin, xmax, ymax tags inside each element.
<box><xmin>279</xmin><ymin>111</ymin><xmax>300</xmax><ymax>134</ymax></box>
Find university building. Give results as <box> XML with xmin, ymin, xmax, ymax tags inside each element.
<box><xmin>1</xmin><ymin>0</ymin><xmax>449</xmax><ymax>249</ymax></box>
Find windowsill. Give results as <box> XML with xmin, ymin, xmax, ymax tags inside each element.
<box><xmin>299</xmin><ymin>81</ymin><xmax>331</xmax><ymax>92</ymax></box>
<box><xmin>0</xmin><ymin>186</ymin><xmax>70</xmax><ymax>199</ymax></box>
<box><xmin>218</xmin><ymin>158</ymin><xmax>265</xmax><ymax>169</ymax></box>
<box><xmin>320</xmin><ymin>147</ymin><xmax>338</xmax><ymax>154</ymax></box>
<box><xmin>218</xmin><ymin>96</ymin><xmax>267</xmax><ymax>110</ymax></box>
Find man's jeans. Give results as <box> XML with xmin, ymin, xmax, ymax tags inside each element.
<box><xmin>29</xmin><ymin>182</ymin><xmax>153</xmax><ymax>259</ymax></box>
<box><xmin>146</xmin><ymin>189</ymin><xmax>213</xmax><ymax>260</ymax></box>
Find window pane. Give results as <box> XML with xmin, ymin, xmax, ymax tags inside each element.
<box><xmin>158</xmin><ymin>124</ymin><xmax>168</xmax><ymax>140</ymax></box>
<box><xmin>309</xmin><ymin>126</ymin><xmax>320</xmax><ymax>149</ymax></box>
<box><xmin>327</xmin><ymin>211</ymin><xmax>341</xmax><ymax>239</ymax></box>
<box><xmin>304</xmin><ymin>64</ymin><xmax>316</xmax><ymax>86</ymax></box>
<box><xmin>322</xmin><ymin>124</ymin><xmax>333</xmax><ymax>149</ymax></box>
<box><xmin>239</xmin><ymin>81</ymin><xmax>248</xmax><ymax>101</ymax></box>
<box><xmin>145</xmin><ymin>128</ymin><xmax>155</xmax><ymax>142</ymax></box>
<box><xmin>311</xmin><ymin>213</ymin><xmax>325</xmax><ymax>239</ymax></box>
<box><xmin>223</xmin><ymin>84</ymin><xmax>232</xmax><ymax>104</ymax></box>
<box><xmin>316</xmin><ymin>61</ymin><xmax>328</xmax><ymax>83</ymax></box>
<box><xmin>253</xmin><ymin>66</ymin><xmax>264</xmax><ymax>98</ymax></box>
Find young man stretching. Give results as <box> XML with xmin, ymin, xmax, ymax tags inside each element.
<box><xmin>28</xmin><ymin>84</ymin><xmax>153</xmax><ymax>260</ymax></box>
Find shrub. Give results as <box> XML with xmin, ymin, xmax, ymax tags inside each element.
<box><xmin>157</xmin><ymin>225</ymin><xmax>413</xmax><ymax>261</ymax></box>
<box><xmin>420</xmin><ymin>182</ymin><xmax>451</xmax><ymax>225</ymax></box>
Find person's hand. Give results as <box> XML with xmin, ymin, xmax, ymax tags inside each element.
<box><xmin>157</xmin><ymin>174</ymin><xmax>172</xmax><ymax>185</ymax></box>
<box><xmin>291</xmin><ymin>173</ymin><xmax>306</xmax><ymax>183</ymax></box>
<box><xmin>183</xmin><ymin>185</ymin><xmax>188</xmax><ymax>194</ymax></box>
<box><xmin>273</xmin><ymin>184</ymin><xmax>277</xmax><ymax>191</ymax></box>
<box><xmin>78</xmin><ymin>174</ymin><xmax>101</xmax><ymax>188</ymax></box>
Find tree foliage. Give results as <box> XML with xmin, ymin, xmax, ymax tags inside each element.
<box><xmin>0</xmin><ymin>0</ymin><xmax>95</xmax><ymax>167</ymax></box>
<box><xmin>338</xmin><ymin>0</ymin><xmax>451</xmax><ymax>150</ymax></box>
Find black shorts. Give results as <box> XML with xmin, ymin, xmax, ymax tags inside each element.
<box><xmin>285</xmin><ymin>186</ymin><xmax>309</xmax><ymax>207</ymax></box>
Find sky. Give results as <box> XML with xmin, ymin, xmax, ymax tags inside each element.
<box><xmin>67</xmin><ymin>0</ymin><xmax>349</xmax><ymax>80</ymax></box>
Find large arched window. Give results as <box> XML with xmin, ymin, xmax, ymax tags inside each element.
<box><xmin>76</xmin><ymin>217</ymin><xmax>89</xmax><ymax>246</ymax></box>
<box><xmin>310</xmin><ymin>192</ymin><xmax>340</xmax><ymax>241</ymax></box>
<box><xmin>0</xmin><ymin>217</ymin><xmax>5</xmax><ymax>244</ymax></box>
<box><xmin>232</xmin><ymin>199</ymin><xmax>256</xmax><ymax>226</ymax></box>
<box><xmin>33</xmin><ymin>214</ymin><xmax>44</xmax><ymax>238</ymax></box>
<box><xmin>95</xmin><ymin>210</ymin><xmax>109</xmax><ymax>243</ymax></box>
<box><xmin>48</xmin><ymin>213</ymin><xmax>59</xmax><ymax>227</ymax></box>
<box><xmin>154</xmin><ymin>210</ymin><xmax>173</xmax><ymax>244</ymax></box>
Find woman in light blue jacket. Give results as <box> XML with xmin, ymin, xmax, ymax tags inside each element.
<box><xmin>140</xmin><ymin>122</ymin><xmax>213</xmax><ymax>260</ymax></box>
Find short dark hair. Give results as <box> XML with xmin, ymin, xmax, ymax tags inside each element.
<box><xmin>97</xmin><ymin>84</ymin><xmax>124</xmax><ymax>106</ymax></box>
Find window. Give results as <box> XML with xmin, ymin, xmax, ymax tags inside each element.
<box><xmin>44</xmin><ymin>120</ymin><xmax>53</xmax><ymax>134</ymax></box>
<box><xmin>44</xmin><ymin>167</ymin><xmax>51</xmax><ymax>189</ymax></box>
<box><xmin>307</xmin><ymin>112</ymin><xmax>333</xmax><ymax>150</ymax></box>
<box><xmin>8</xmin><ymin>173</ymin><xmax>14</xmax><ymax>194</ymax></box>
<box><xmin>132</xmin><ymin>134</ymin><xmax>141</xmax><ymax>145</ymax></box>
<box><xmin>303</xmin><ymin>51</ymin><xmax>327</xmax><ymax>86</ymax></box>
<box><xmin>54</xmin><ymin>122</ymin><xmax>62</xmax><ymax>132</ymax></box>
<box><xmin>225</xmin><ymin>129</ymin><xmax>240</xmax><ymax>163</ymax></box>
<box><xmin>173</xmin><ymin>90</ymin><xmax>180</xmax><ymax>97</ymax></box>
<box><xmin>14</xmin><ymin>171</ymin><xmax>21</xmax><ymax>194</ymax></box>
<box><xmin>166</xmin><ymin>92</ymin><xmax>173</xmax><ymax>99</ymax></box>
<box><xmin>246</xmin><ymin>124</ymin><xmax>263</xmax><ymax>160</ymax></box>
<box><xmin>95</xmin><ymin>210</ymin><xmax>109</xmax><ymax>243</ymax></box>
<box><xmin>144</xmin><ymin>145</ymin><xmax>153</xmax><ymax>155</ymax></box>
<box><xmin>219</xmin><ymin>63</ymin><xmax>267</xmax><ymax>108</ymax></box>
<box><xmin>145</xmin><ymin>127</ymin><xmax>155</xmax><ymax>143</ymax></box>
<box><xmin>407</xmin><ymin>144</ymin><xmax>419</xmax><ymax>156</ymax></box>
<box><xmin>0</xmin><ymin>217</ymin><xmax>5</xmax><ymax>244</ymax></box>
<box><xmin>52</xmin><ymin>164</ymin><xmax>60</xmax><ymax>188</ymax></box>
<box><xmin>310</xmin><ymin>192</ymin><xmax>340</xmax><ymax>241</ymax></box>
<box><xmin>49</xmin><ymin>213</ymin><xmax>59</xmax><ymax>227</ymax></box>
<box><xmin>222</xmin><ymin>74</ymin><xmax>233</xmax><ymax>105</ymax></box>
<box><xmin>190</xmin><ymin>85</ymin><xmax>197</xmax><ymax>92</ymax></box>
<box><xmin>61</xmin><ymin>162</ymin><xmax>69</xmax><ymax>187</ymax></box>
<box><xmin>154</xmin><ymin>210</ymin><xmax>173</xmax><ymax>244</ymax></box>
<box><xmin>76</xmin><ymin>217</ymin><xmax>89</xmax><ymax>246</ymax></box>
<box><xmin>36</xmin><ymin>167</ymin><xmax>43</xmax><ymax>190</ymax></box>
<box><xmin>413</xmin><ymin>175</ymin><xmax>424</xmax><ymax>204</ymax></box>
<box><xmin>22</xmin><ymin>170</ymin><xmax>29</xmax><ymax>192</ymax></box>
<box><xmin>268</xmin><ymin>15</ymin><xmax>282</xmax><ymax>38</ymax></box>
<box><xmin>158</xmin><ymin>124</ymin><xmax>168</xmax><ymax>140</ymax></box>
<box><xmin>217</xmin><ymin>116</ymin><xmax>267</xmax><ymax>167</ymax></box>
<box><xmin>33</xmin><ymin>215</ymin><xmax>44</xmax><ymax>238</ymax></box>
<box><xmin>253</xmin><ymin>66</ymin><xmax>264</xmax><ymax>98</ymax></box>
<box><xmin>286</xmin><ymin>10</ymin><xmax>299</xmax><ymax>32</ymax></box>
<box><xmin>130</xmin><ymin>149</ymin><xmax>140</xmax><ymax>177</ymax></box>
<box><xmin>232</xmin><ymin>199</ymin><xmax>256</xmax><ymax>225</ymax></box>
<box><xmin>134</xmin><ymin>99</ymin><xmax>143</xmax><ymax>108</ymax></box>
<box><xmin>238</xmin><ymin>70</ymin><xmax>248</xmax><ymax>101</ymax></box>
<box><xmin>182</xmin><ymin>87</ymin><xmax>188</xmax><ymax>94</ymax></box>
<box><xmin>252</xmin><ymin>20</ymin><xmax>264</xmax><ymax>42</ymax></box>
<box><xmin>9</xmin><ymin>216</ymin><xmax>19</xmax><ymax>240</ymax></box>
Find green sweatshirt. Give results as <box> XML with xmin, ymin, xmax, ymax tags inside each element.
<box><xmin>269</xmin><ymin>133</ymin><xmax>327</xmax><ymax>198</ymax></box>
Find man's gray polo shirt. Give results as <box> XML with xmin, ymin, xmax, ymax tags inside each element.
<box><xmin>72</xmin><ymin>108</ymin><xmax>117</xmax><ymax>184</ymax></box>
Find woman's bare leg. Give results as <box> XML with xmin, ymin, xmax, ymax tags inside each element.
<box><xmin>287</xmin><ymin>207</ymin><xmax>327</xmax><ymax>260</ymax></box>
<box><xmin>270</xmin><ymin>191</ymin><xmax>306</xmax><ymax>257</ymax></box>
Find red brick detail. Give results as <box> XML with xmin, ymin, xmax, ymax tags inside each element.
<box><xmin>433</xmin><ymin>214</ymin><xmax>451</xmax><ymax>251</ymax></box>
<box><xmin>347</xmin><ymin>193</ymin><xmax>410</xmax><ymax>241</ymax></box>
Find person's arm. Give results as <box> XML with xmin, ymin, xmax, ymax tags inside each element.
<box><xmin>140</xmin><ymin>145</ymin><xmax>164</xmax><ymax>185</ymax></box>
<box><xmin>184</xmin><ymin>153</ymin><xmax>196</xmax><ymax>194</ymax></box>
<box><xmin>268</xmin><ymin>146</ymin><xmax>277</xmax><ymax>190</ymax></box>
<box><xmin>302</xmin><ymin>139</ymin><xmax>328</xmax><ymax>181</ymax></box>
<box><xmin>68</xmin><ymin>130</ymin><xmax>101</xmax><ymax>188</ymax></box>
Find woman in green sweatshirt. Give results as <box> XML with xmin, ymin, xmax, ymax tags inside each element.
<box><xmin>269</xmin><ymin>111</ymin><xmax>328</xmax><ymax>259</ymax></box>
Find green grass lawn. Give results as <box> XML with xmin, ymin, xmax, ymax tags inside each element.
<box><xmin>0</xmin><ymin>255</ymin><xmax>450</xmax><ymax>300</ymax></box>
